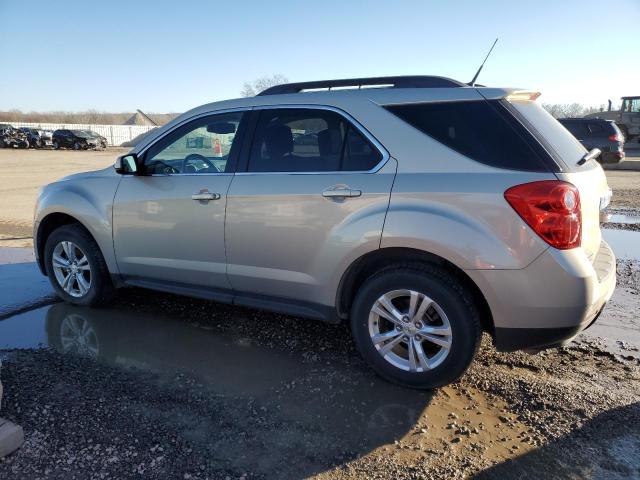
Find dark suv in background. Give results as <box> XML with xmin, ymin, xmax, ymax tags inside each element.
<box><xmin>52</xmin><ymin>129</ymin><xmax>100</xmax><ymax>150</ymax></box>
<box><xmin>558</xmin><ymin>118</ymin><xmax>625</xmax><ymax>164</ymax></box>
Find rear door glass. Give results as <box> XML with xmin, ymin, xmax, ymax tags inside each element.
<box><xmin>385</xmin><ymin>100</ymin><xmax>549</xmax><ymax>171</ymax></box>
<box><xmin>509</xmin><ymin>101</ymin><xmax>587</xmax><ymax>170</ymax></box>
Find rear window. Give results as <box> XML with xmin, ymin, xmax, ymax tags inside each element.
<box><xmin>509</xmin><ymin>101</ymin><xmax>587</xmax><ymax>170</ymax></box>
<box><xmin>385</xmin><ymin>100</ymin><xmax>550</xmax><ymax>171</ymax></box>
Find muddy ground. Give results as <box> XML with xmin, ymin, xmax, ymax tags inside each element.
<box><xmin>0</xmin><ymin>283</ymin><xmax>639</xmax><ymax>480</ymax></box>
<box><xmin>0</xmin><ymin>149</ymin><xmax>639</xmax><ymax>478</ymax></box>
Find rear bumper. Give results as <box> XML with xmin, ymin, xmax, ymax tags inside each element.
<box><xmin>601</xmin><ymin>150</ymin><xmax>625</xmax><ymax>164</ymax></box>
<box><xmin>466</xmin><ymin>239</ymin><xmax>616</xmax><ymax>352</ymax></box>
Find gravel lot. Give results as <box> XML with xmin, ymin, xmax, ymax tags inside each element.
<box><xmin>0</xmin><ymin>148</ymin><xmax>639</xmax><ymax>478</ymax></box>
<box><xmin>0</xmin><ymin>285</ymin><xmax>639</xmax><ymax>479</ymax></box>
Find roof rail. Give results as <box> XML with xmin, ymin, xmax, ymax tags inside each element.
<box><xmin>257</xmin><ymin>75</ymin><xmax>466</xmax><ymax>96</ymax></box>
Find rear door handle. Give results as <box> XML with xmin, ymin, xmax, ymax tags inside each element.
<box><xmin>191</xmin><ymin>190</ymin><xmax>221</xmax><ymax>202</ymax></box>
<box><xmin>322</xmin><ymin>187</ymin><xmax>362</xmax><ymax>198</ymax></box>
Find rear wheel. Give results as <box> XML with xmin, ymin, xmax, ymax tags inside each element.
<box><xmin>53</xmin><ymin>141</ymin><xmax>60</xmax><ymax>149</ymax></box>
<box><xmin>44</xmin><ymin>224</ymin><xmax>115</xmax><ymax>306</ymax></box>
<box><xmin>350</xmin><ymin>264</ymin><xmax>481</xmax><ymax>389</ymax></box>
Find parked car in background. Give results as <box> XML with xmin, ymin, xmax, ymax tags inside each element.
<box><xmin>85</xmin><ymin>130</ymin><xmax>108</xmax><ymax>149</ymax></box>
<box><xmin>34</xmin><ymin>76</ymin><xmax>616</xmax><ymax>389</ymax></box>
<box><xmin>18</xmin><ymin>127</ymin><xmax>54</xmax><ymax>149</ymax></box>
<box><xmin>558</xmin><ymin>118</ymin><xmax>625</xmax><ymax>164</ymax></box>
<box><xmin>52</xmin><ymin>129</ymin><xmax>100</xmax><ymax>150</ymax></box>
<box><xmin>0</xmin><ymin>125</ymin><xmax>29</xmax><ymax>148</ymax></box>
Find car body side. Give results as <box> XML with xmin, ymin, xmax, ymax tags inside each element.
<box><xmin>34</xmin><ymin>86</ymin><xmax>615</xmax><ymax>351</ymax></box>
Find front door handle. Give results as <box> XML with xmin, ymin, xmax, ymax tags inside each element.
<box><xmin>191</xmin><ymin>190</ymin><xmax>221</xmax><ymax>202</ymax></box>
<box><xmin>322</xmin><ymin>187</ymin><xmax>362</xmax><ymax>198</ymax></box>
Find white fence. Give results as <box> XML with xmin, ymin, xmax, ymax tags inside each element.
<box><xmin>5</xmin><ymin>122</ymin><xmax>158</xmax><ymax>147</ymax></box>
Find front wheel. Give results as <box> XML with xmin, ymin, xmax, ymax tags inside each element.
<box><xmin>350</xmin><ymin>264</ymin><xmax>481</xmax><ymax>389</ymax></box>
<box><xmin>73</xmin><ymin>142</ymin><xmax>81</xmax><ymax>150</ymax></box>
<box><xmin>44</xmin><ymin>224</ymin><xmax>115</xmax><ymax>306</ymax></box>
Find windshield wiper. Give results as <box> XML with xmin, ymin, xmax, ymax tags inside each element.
<box><xmin>577</xmin><ymin>148</ymin><xmax>601</xmax><ymax>166</ymax></box>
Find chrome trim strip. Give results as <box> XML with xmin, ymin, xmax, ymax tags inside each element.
<box><xmin>123</xmin><ymin>173</ymin><xmax>234</xmax><ymax>178</ymax></box>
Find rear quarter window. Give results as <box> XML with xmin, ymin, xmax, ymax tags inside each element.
<box><xmin>385</xmin><ymin>100</ymin><xmax>551</xmax><ymax>172</ymax></box>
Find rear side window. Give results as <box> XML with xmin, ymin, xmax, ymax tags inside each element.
<box><xmin>385</xmin><ymin>100</ymin><xmax>549</xmax><ymax>171</ymax></box>
<box><xmin>588</xmin><ymin>123</ymin><xmax>603</xmax><ymax>134</ymax></box>
<box><xmin>248</xmin><ymin>108</ymin><xmax>382</xmax><ymax>173</ymax></box>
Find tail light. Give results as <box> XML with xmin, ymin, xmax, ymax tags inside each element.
<box><xmin>504</xmin><ymin>181</ymin><xmax>581</xmax><ymax>250</ymax></box>
<box><xmin>608</xmin><ymin>134</ymin><xmax>622</xmax><ymax>142</ymax></box>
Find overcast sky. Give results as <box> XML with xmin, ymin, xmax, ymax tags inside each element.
<box><xmin>1</xmin><ymin>0</ymin><xmax>638</xmax><ymax>113</ymax></box>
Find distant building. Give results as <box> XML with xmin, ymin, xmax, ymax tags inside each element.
<box><xmin>123</xmin><ymin>109</ymin><xmax>158</xmax><ymax>126</ymax></box>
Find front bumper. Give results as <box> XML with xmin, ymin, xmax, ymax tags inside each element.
<box><xmin>466</xmin><ymin>239</ymin><xmax>616</xmax><ymax>352</ymax></box>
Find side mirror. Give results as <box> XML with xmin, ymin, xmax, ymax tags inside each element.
<box><xmin>114</xmin><ymin>154</ymin><xmax>138</xmax><ymax>174</ymax></box>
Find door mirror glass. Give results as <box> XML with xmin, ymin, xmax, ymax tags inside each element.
<box><xmin>115</xmin><ymin>154</ymin><xmax>138</xmax><ymax>174</ymax></box>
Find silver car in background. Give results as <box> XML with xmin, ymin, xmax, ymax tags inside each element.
<box><xmin>33</xmin><ymin>76</ymin><xmax>616</xmax><ymax>388</ymax></box>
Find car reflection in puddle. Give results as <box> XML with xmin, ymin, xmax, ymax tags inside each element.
<box><xmin>4</xmin><ymin>302</ymin><xmax>433</xmax><ymax>455</ymax></box>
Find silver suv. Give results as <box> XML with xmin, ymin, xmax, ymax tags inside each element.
<box><xmin>34</xmin><ymin>76</ymin><xmax>616</xmax><ymax>388</ymax></box>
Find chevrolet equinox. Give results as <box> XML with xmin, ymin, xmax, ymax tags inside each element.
<box><xmin>34</xmin><ymin>76</ymin><xmax>616</xmax><ymax>388</ymax></box>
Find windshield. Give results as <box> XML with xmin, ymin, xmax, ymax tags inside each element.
<box><xmin>71</xmin><ymin>130</ymin><xmax>92</xmax><ymax>138</ymax></box>
<box><xmin>509</xmin><ymin>100</ymin><xmax>587</xmax><ymax>169</ymax></box>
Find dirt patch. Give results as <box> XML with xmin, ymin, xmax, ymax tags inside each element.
<box><xmin>0</xmin><ymin>149</ymin><xmax>125</xmax><ymax>237</ymax></box>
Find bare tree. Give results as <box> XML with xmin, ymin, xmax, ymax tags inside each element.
<box><xmin>542</xmin><ymin>102</ymin><xmax>621</xmax><ymax>119</ymax></box>
<box><xmin>241</xmin><ymin>74</ymin><xmax>288</xmax><ymax>97</ymax></box>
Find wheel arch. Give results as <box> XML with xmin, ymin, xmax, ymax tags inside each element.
<box><xmin>36</xmin><ymin>213</ymin><xmax>100</xmax><ymax>275</ymax></box>
<box><xmin>336</xmin><ymin>247</ymin><xmax>494</xmax><ymax>336</ymax></box>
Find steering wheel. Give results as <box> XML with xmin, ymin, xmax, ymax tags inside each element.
<box><xmin>182</xmin><ymin>154</ymin><xmax>221</xmax><ymax>173</ymax></box>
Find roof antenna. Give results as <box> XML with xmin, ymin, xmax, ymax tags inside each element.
<box><xmin>470</xmin><ymin>38</ymin><xmax>498</xmax><ymax>87</ymax></box>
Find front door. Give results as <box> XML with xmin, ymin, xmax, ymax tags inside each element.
<box><xmin>113</xmin><ymin>111</ymin><xmax>247</xmax><ymax>292</ymax></box>
<box><xmin>225</xmin><ymin>107</ymin><xmax>395</xmax><ymax>307</ymax></box>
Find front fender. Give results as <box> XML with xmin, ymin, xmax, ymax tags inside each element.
<box><xmin>35</xmin><ymin>175</ymin><xmax>121</xmax><ymax>274</ymax></box>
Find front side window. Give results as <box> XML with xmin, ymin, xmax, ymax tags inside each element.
<box><xmin>144</xmin><ymin>111</ymin><xmax>244</xmax><ymax>175</ymax></box>
<box><xmin>247</xmin><ymin>108</ymin><xmax>382</xmax><ymax>173</ymax></box>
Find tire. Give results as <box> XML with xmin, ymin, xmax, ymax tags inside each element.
<box><xmin>44</xmin><ymin>224</ymin><xmax>115</xmax><ymax>307</ymax></box>
<box><xmin>350</xmin><ymin>263</ymin><xmax>481</xmax><ymax>389</ymax></box>
<box><xmin>53</xmin><ymin>141</ymin><xmax>59</xmax><ymax>149</ymax></box>
<box><xmin>73</xmin><ymin>142</ymin><xmax>81</xmax><ymax>150</ymax></box>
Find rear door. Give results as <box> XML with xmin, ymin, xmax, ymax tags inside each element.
<box><xmin>225</xmin><ymin>107</ymin><xmax>395</xmax><ymax>307</ymax></box>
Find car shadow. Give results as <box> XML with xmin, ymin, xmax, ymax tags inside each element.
<box><xmin>40</xmin><ymin>300</ymin><xmax>435</xmax><ymax>478</ymax></box>
<box><xmin>474</xmin><ymin>401</ymin><xmax>640</xmax><ymax>479</ymax></box>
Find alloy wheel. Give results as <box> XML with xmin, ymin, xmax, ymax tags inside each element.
<box><xmin>52</xmin><ymin>241</ymin><xmax>92</xmax><ymax>298</ymax></box>
<box><xmin>368</xmin><ymin>289</ymin><xmax>452</xmax><ymax>372</ymax></box>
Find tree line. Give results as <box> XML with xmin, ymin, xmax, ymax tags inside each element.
<box><xmin>0</xmin><ymin>109</ymin><xmax>179</xmax><ymax>125</ymax></box>
<box><xmin>0</xmin><ymin>74</ymin><xmax>614</xmax><ymax>125</ymax></box>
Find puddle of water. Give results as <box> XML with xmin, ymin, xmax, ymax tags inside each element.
<box><xmin>602</xmin><ymin>229</ymin><xmax>640</xmax><ymax>259</ymax></box>
<box><xmin>605</xmin><ymin>213</ymin><xmax>640</xmax><ymax>224</ymax></box>
<box><xmin>0</xmin><ymin>308</ymin><xmax>48</xmax><ymax>349</ymax></box>
<box><xmin>0</xmin><ymin>302</ymin><xmax>534</xmax><ymax>470</ymax></box>
<box><xmin>605</xmin><ymin>213</ymin><xmax>640</xmax><ymax>225</ymax></box>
